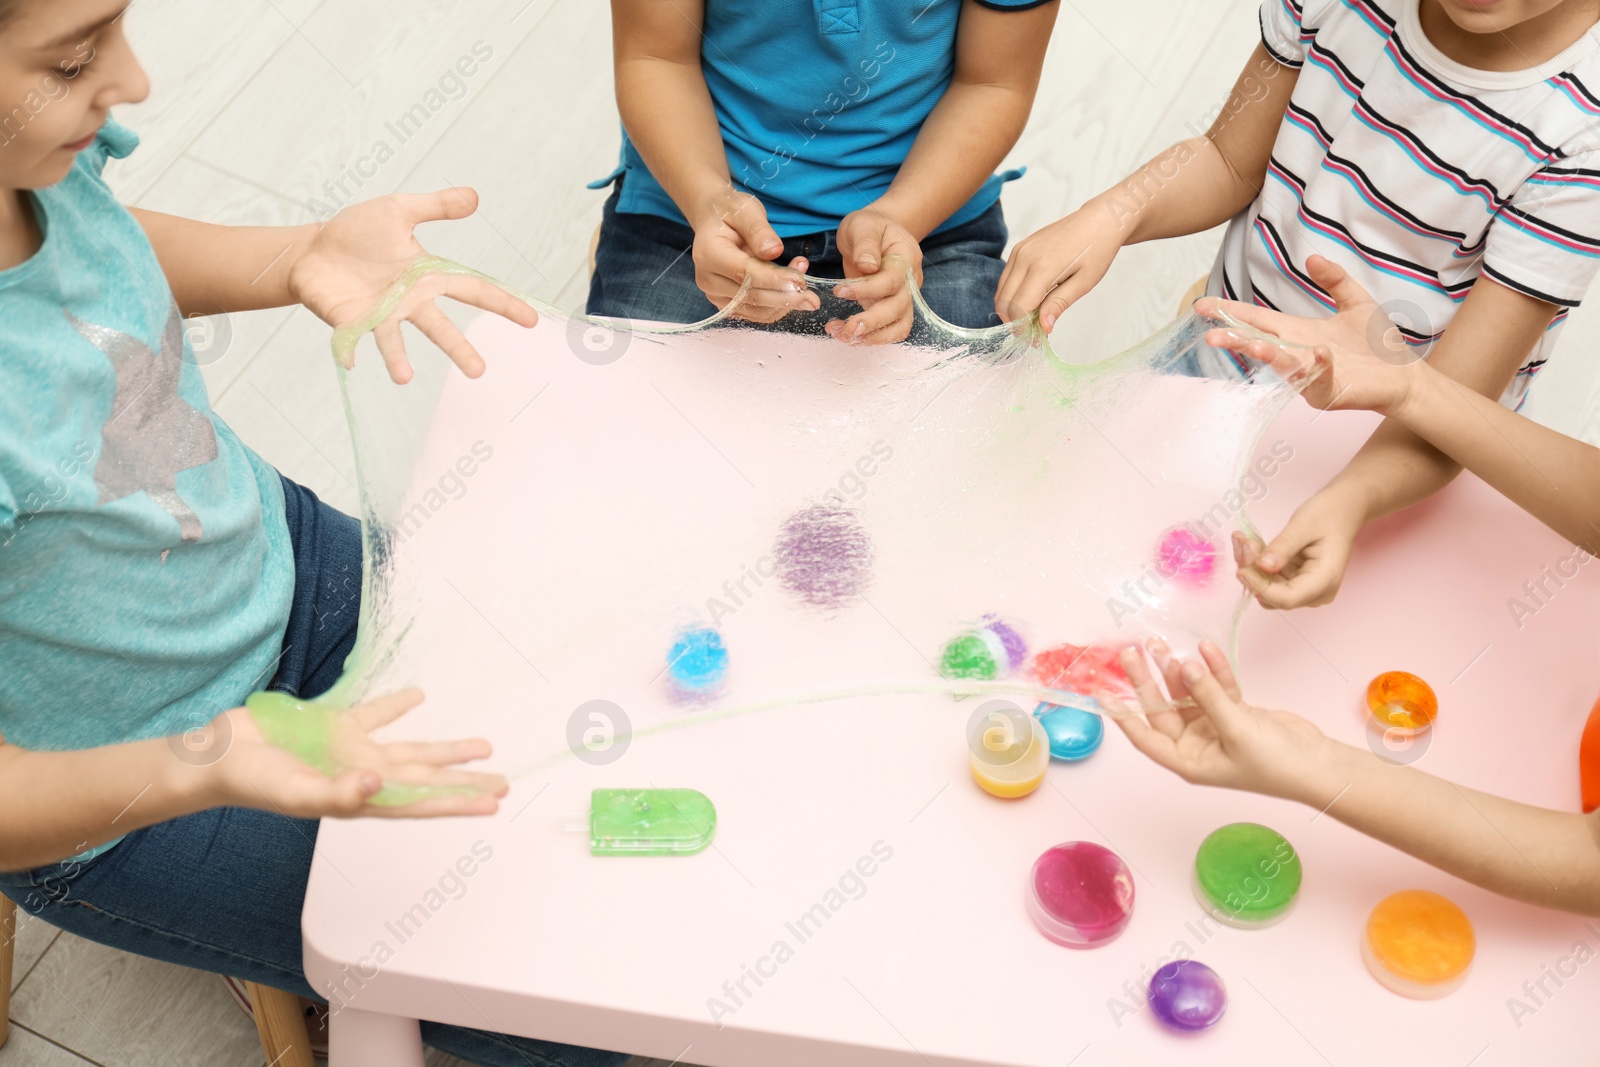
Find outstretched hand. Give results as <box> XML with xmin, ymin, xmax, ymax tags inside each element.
<box><xmin>1198</xmin><ymin>254</ymin><xmax>1422</xmax><ymax>415</ymax></box>
<box><xmin>206</xmin><ymin>689</ymin><xmax>508</xmax><ymax>820</ymax></box>
<box><xmin>1100</xmin><ymin>639</ymin><xmax>1331</xmax><ymax>802</ymax></box>
<box><xmin>288</xmin><ymin>188</ymin><xmax>540</xmax><ymax>384</ymax></box>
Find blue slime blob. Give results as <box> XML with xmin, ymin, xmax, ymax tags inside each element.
<box><xmin>1034</xmin><ymin>701</ymin><xmax>1104</xmax><ymax>761</ymax></box>
<box><xmin>667</xmin><ymin>627</ymin><xmax>729</xmax><ymax>696</ymax></box>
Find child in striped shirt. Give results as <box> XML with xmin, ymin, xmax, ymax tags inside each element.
<box><xmin>1098</xmin><ymin>263</ymin><xmax>1600</xmax><ymax>916</ymax></box>
<box><xmin>997</xmin><ymin>0</ymin><xmax>1600</xmax><ymax>610</ymax></box>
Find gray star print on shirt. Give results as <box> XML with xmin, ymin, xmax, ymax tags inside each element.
<box><xmin>67</xmin><ymin>306</ymin><xmax>218</xmax><ymax>543</ymax></box>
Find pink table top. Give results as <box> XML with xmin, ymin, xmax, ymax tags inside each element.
<box><xmin>304</xmin><ymin>340</ymin><xmax>1600</xmax><ymax>1066</ymax></box>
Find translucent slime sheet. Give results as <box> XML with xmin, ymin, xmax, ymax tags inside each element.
<box><xmin>256</xmin><ymin>258</ymin><xmax>1315</xmax><ymax>793</ymax></box>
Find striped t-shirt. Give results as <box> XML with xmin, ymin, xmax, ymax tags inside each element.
<box><xmin>1206</xmin><ymin>0</ymin><xmax>1600</xmax><ymax>407</ymax></box>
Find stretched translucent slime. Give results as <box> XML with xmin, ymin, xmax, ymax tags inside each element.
<box><xmin>255</xmin><ymin>257</ymin><xmax>1316</xmax><ymax>797</ymax></box>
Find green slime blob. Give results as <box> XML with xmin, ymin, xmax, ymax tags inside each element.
<box><xmin>1193</xmin><ymin>822</ymin><xmax>1303</xmax><ymax>926</ymax></box>
<box><xmin>940</xmin><ymin>632</ymin><xmax>999</xmax><ymax>681</ymax></box>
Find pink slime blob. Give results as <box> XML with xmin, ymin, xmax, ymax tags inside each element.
<box><xmin>1027</xmin><ymin>841</ymin><xmax>1135</xmax><ymax>948</ymax></box>
<box><xmin>1156</xmin><ymin>527</ymin><xmax>1217</xmax><ymax>586</ymax></box>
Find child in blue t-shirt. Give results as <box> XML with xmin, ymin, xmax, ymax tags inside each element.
<box><xmin>0</xmin><ymin>3</ymin><xmax>620</xmax><ymax>1063</ymax></box>
<box><xmin>587</xmin><ymin>0</ymin><xmax>1060</xmax><ymax>340</ymax></box>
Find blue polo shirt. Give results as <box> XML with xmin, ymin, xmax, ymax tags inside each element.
<box><xmin>605</xmin><ymin>0</ymin><xmax>1044</xmax><ymax>236</ymax></box>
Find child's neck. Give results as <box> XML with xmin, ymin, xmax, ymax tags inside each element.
<box><xmin>0</xmin><ymin>189</ymin><xmax>42</xmax><ymax>273</ymax></box>
<box><xmin>1419</xmin><ymin>0</ymin><xmax>1599</xmax><ymax>71</ymax></box>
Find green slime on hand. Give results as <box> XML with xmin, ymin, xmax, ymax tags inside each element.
<box><xmin>245</xmin><ymin>682</ymin><xmax>486</xmax><ymax>808</ymax></box>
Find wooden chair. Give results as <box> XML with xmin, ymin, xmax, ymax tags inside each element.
<box><xmin>0</xmin><ymin>895</ymin><xmax>315</xmax><ymax>1065</ymax></box>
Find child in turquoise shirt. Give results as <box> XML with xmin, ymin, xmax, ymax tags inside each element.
<box><xmin>0</xmin><ymin>2</ymin><xmax>623</xmax><ymax>1062</ymax></box>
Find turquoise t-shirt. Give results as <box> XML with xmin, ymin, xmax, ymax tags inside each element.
<box><xmin>0</xmin><ymin>120</ymin><xmax>294</xmax><ymax>757</ymax></box>
<box><xmin>607</xmin><ymin>0</ymin><xmax>1038</xmax><ymax>235</ymax></box>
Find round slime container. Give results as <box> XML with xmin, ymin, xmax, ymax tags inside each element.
<box><xmin>1027</xmin><ymin>841</ymin><xmax>1135</xmax><ymax>948</ymax></box>
<box><xmin>1365</xmin><ymin>671</ymin><xmax>1437</xmax><ymax>736</ymax></box>
<box><xmin>1362</xmin><ymin>889</ymin><xmax>1475</xmax><ymax>999</ymax></box>
<box><xmin>1192</xmin><ymin>822</ymin><xmax>1302</xmax><ymax>929</ymax></box>
<box><xmin>1034</xmin><ymin>701</ymin><xmax>1104</xmax><ymax>761</ymax></box>
<box><xmin>1148</xmin><ymin>960</ymin><xmax>1227</xmax><ymax>1032</ymax></box>
<box><xmin>967</xmin><ymin>703</ymin><xmax>1050</xmax><ymax>798</ymax></box>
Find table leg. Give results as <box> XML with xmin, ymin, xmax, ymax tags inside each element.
<box><xmin>329</xmin><ymin>1007</ymin><xmax>425</xmax><ymax>1067</ymax></box>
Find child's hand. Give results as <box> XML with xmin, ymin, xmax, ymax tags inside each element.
<box><xmin>1198</xmin><ymin>255</ymin><xmax>1423</xmax><ymax>415</ymax></box>
<box><xmin>288</xmin><ymin>188</ymin><xmax>540</xmax><ymax>384</ymax></box>
<box><xmin>1231</xmin><ymin>487</ymin><xmax>1363</xmax><ymax>609</ymax></box>
<box><xmin>1103</xmin><ymin>639</ymin><xmax>1333</xmax><ymax>802</ymax></box>
<box><xmin>205</xmin><ymin>689</ymin><xmax>507</xmax><ymax>819</ymax></box>
<box><xmin>993</xmin><ymin>204</ymin><xmax>1124</xmax><ymax>330</ymax></box>
<box><xmin>691</xmin><ymin>190</ymin><xmax>820</xmax><ymax>324</ymax></box>
<box><xmin>832</xmin><ymin>206</ymin><xmax>925</xmax><ymax>344</ymax></box>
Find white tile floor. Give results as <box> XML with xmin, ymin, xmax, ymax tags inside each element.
<box><xmin>4</xmin><ymin>0</ymin><xmax>1598</xmax><ymax>1064</ymax></box>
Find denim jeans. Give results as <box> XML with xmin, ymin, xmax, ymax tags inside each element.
<box><xmin>587</xmin><ymin>184</ymin><xmax>1010</xmax><ymax>330</ymax></box>
<box><xmin>0</xmin><ymin>476</ymin><xmax>628</xmax><ymax>1067</ymax></box>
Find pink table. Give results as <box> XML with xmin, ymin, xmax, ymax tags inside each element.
<box><xmin>305</xmin><ymin>354</ymin><xmax>1600</xmax><ymax>1065</ymax></box>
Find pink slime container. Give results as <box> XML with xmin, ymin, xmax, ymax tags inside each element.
<box><xmin>1027</xmin><ymin>841</ymin><xmax>1135</xmax><ymax>948</ymax></box>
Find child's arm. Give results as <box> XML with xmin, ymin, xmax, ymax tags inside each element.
<box><xmin>1205</xmin><ymin>257</ymin><xmax>1565</xmax><ymax>607</ymax></box>
<box><xmin>826</xmin><ymin>0</ymin><xmax>1059</xmax><ymax>342</ymax></box>
<box><xmin>1207</xmin><ymin>258</ymin><xmax>1600</xmax><ymax>552</ymax></box>
<box><xmin>131</xmin><ymin>187</ymin><xmax>539</xmax><ymax>383</ymax></box>
<box><xmin>610</xmin><ymin>0</ymin><xmax>818</xmax><ymax>323</ymax></box>
<box><xmin>0</xmin><ymin>691</ymin><xmax>504</xmax><ymax>872</ymax></box>
<box><xmin>1107</xmin><ymin>642</ymin><xmax>1600</xmax><ymax>915</ymax></box>
<box><xmin>994</xmin><ymin>42</ymin><xmax>1295</xmax><ymax>328</ymax></box>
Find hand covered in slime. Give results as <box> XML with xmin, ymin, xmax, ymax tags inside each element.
<box><xmin>1199</xmin><ymin>256</ymin><xmax>1425</xmax><ymax>417</ymax></box>
<box><xmin>288</xmin><ymin>188</ymin><xmax>540</xmax><ymax>383</ymax></box>
<box><xmin>1101</xmin><ymin>639</ymin><xmax>1333</xmax><ymax>803</ymax></box>
<box><xmin>230</xmin><ymin>688</ymin><xmax>507</xmax><ymax>815</ymax></box>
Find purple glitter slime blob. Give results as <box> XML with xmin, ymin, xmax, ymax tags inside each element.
<box><xmin>1147</xmin><ymin>960</ymin><xmax>1227</xmax><ymax>1032</ymax></box>
<box><xmin>981</xmin><ymin>615</ymin><xmax>1028</xmax><ymax>672</ymax></box>
<box><xmin>773</xmin><ymin>504</ymin><xmax>874</xmax><ymax>610</ymax></box>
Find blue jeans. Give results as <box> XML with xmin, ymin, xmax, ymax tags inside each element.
<box><xmin>0</xmin><ymin>476</ymin><xmax>628</xmax><ymax>1067</ymax></box>
<box><xmin>587</xmin><ymin>184</ymin><xmax>1009</xmax><ymax>330</ymax></box>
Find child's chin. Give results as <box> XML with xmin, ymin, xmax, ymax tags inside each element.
<box><xmin>1436</xmin><ymin>1</ymin><xmax>1506</xmax><ymax>32</ymax></box>
<box><xmin>29</xmin><ymin>153</ymin><xmax>80</xmax><ymax>188</ymax></box>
